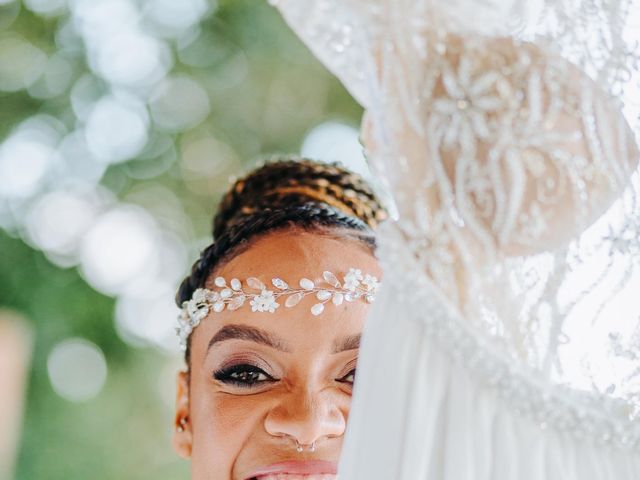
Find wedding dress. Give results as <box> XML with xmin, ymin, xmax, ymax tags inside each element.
<box><xmin>272</xmin><ymin>1</ymin><xmax>640</xmax><ymax>478</ymax></box>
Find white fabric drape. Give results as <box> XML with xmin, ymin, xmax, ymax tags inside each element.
<box><xmin>340</xmin><ymin>223</ymin><xmax>640</xmax><ymax>478</ymax></box>
<box><xmin>271</xmin><ymin>0</ymin><xmax>640</xmax><ymax>477</ymax></box>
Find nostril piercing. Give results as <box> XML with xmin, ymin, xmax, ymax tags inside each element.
<box><xmin>294</xmin><ymin>439</ymin><xmax>317</xmax><ymax>453</ymax></box>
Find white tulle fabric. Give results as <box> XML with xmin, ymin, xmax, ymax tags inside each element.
<box><xmin>271</xmin><ymin>0</ymin><xmax>640</xmax><ymax>478</ymax></box>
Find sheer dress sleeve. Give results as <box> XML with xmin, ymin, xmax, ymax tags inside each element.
<box><xmin>272</xmin><ymin>1</ymin><xmax>640</xmax><ymax>478</ymax></box>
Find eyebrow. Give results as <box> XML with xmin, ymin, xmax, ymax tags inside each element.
<box><xmin>333</xmin><ymin>334</ymin><xmax>361</xmax><ymax>353</ymax></box>
<box><xmin>207</xmin><ymin>324</ymin><xmax>291</xmax><ymax>353</ymax></box>
<box><xmin>207</xmin><ymin>325</ymin><xmax>362</xmax><ymax>355</ymax></box>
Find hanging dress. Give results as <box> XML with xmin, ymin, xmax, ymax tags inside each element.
<box><xmin>272</xmin><ymin>1</ymin><xmax>640</xmax><ymax>478</ymax></box>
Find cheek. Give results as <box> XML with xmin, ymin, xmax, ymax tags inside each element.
<box><xmin>190</xmin><ymin>386</ymin><xmax>268</xmax><ymax>479</ymax></box>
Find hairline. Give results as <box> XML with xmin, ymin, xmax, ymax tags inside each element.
<box><xmin>208</xmin><ymin>223</ymin><xmax>376</xmax><ymax>280</ymax></box>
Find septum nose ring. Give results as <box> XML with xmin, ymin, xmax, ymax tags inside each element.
<box><xmin>295</xmin><ymin>439</ymin><xmax>317</xmax><ymax>453</ymax></box>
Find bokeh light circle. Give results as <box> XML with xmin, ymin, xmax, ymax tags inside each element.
<box><xmin>302</xmin><ymin>120</ymin><xmax>399</xmax><ymax>220</ymax></box>
<box><xmin>115</xmin><ymin>284</ymin><xmax>181</xmax><ymax>352</ymax></box>
<box><xmin>56</xmin><ymin>130</ymin><xmax>108</xmax><ymax>184</ymax></box>
<box><xmin>71</xmin><ymin>0</ymin><xmax>139</xmax><ymax>43</ymax></box>
<box><xmin>0</xmin><ymin>1</ymin><xmax>21</xmax><ymax>30</ymax></box>
<box><xmin>95</xmin><ymin>31</ymin><xmax>171</xmax><ymax>87</ymax></box>
<box><xmin>301</xmin><ymin>121</ymin><xmax>371</xmax><ymax>179</ymax></box>
<box><xmin>70</xmin><ymin>74</ymin><xmax>107</xmax><ymax>121</ymax></box>
<box><xmin>23</xmin><ymin>0</ymin><xmax>67</xmax><ymax>17</ymax></box>
<box><xmin>0</xmin><ymin>129</ymin><xmax>59</xmax><ymax>199</ymax></box>
<box><xmin>84</xmin><ymin>94</ymin><xmax>149</xmax><ymax>164</ymax></box>
<box><xmin>79</xmin><ymin>205</ymin><xmax>160</xmax><ymax>296</ymax></box>
<box><xmin>143</xmin><ymin>0</ymin><xmax>210</xmax><ymax>34</ymax></box>
<box><xmin>0</xmin><ymin>35</ymin><xmax>47</xmax><ymax>92</ymax></box>
<box><xmin>149</xmin><ymin>75</ymin><xmax>210</xmax><ymax>132</ymax></box>
<box><xmin>47</xmin><ymin>338</ymin><xmax>108</xmax><ymax>402</ymax></box>
<box><xmin>26</xmin><ymin>189</ymin><xmax>98</xmax><ymax>258</ymax></box>
<box><xmin>27</xmin><ymin>53</ymin><xmax>75</xmax><ymax>99</ymax></box>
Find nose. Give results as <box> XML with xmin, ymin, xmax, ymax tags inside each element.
<box><xmin>264</xmin><ymin>388</ymin><xmax>347</xmax><ymax>447</ymax></box>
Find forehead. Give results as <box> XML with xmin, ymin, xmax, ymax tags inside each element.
<box><xmin>213</xmin><ymin>229</ymin><xmax>381</xmax><ymax>283</ymax></box>
<box><xmin>190</xmin><ymin>229</ymin><xmax>381</xmax><ymax>358</ymax></box>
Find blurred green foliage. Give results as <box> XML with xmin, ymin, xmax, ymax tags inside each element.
<box><xmin>0</xmin><ymin>0</ymin><xmax>361</xmax><ymax>478</ymax></box>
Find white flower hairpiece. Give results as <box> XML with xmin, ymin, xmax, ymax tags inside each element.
<box><xmin>176</xmin><ymin>267</ymin><xmax>380</xmax><ymax>351</ymax></box>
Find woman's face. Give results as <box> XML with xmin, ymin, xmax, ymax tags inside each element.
<box><xmin>173</xmin><ymin>229</ymin><xmax>381</xmax><ymax>480</ymax></box>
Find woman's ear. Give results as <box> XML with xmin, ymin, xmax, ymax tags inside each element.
<box><xmin>172</xmin><ymin>370</ymin><xmax>192</xmax><ymax>458</ymax></box>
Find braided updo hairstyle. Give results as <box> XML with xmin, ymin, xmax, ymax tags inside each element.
<box><xmin>176</xmin><ymin>157</ymin><xmax>388</xmax><ymax>364</ymax></box>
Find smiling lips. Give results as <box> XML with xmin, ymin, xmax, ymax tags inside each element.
<box><xmin>246</xmin><ymin>460</ymin><xmax>338</xmax><ymax>479</ymax></box>
<box><xmin>251</xmin><ymin>476</ymin><xmax>336</xmax><ymax>480</ymax></box>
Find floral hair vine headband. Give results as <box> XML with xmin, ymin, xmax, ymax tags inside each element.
<box><xmin>176</xmin><ymin>268</ymin><xmax>380</xmax><ymax>351</ymax></box>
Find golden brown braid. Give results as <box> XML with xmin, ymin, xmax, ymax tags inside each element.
<box><xmin>212</xmin><ymin>157</ymin><xmax>388</xmax><ymax>239</ymax></box>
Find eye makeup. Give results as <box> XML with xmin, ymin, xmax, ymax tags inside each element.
<box><xmin>337</xmin><ymin>368</ymin><xmax>356</xmax><ymax>384</ymax></box>
<box><xmin>336</xmin><ymin>358</ymin><xmax>357</xmax><ymax>385</ymax></box>
<box><xmin>213</xmin><ymin>363</ymin><xmax>277</xmax><ymax>388</ymax></box>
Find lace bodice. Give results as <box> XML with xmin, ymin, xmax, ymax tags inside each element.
<box><xmin>272</xmin><ymin>0</ymin><xmax>640</xmax><ymax>451</ymax></box>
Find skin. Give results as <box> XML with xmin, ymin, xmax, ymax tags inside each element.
<box><xmin>0</xmin><ymin>312</ymin><xmax>32</xmax><ymax>479</ymax></box>
<box><xmin>173</xmin><ymin>228</ymin><xmax>382</xmax><ymax>479</ymax></box>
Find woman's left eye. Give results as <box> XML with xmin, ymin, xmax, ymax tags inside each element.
<box><xmin>338</xmin><ymin>368</ymin><xmax>356</xmax><ymax>384</ymax></box>
<box><xmin>213</xmin><ymin>364</ymin><xmax>275</xmax><ymax>388</ymax></box>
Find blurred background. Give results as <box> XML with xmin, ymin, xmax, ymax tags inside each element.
<box><xmin>0</xmin><ymin>0</ymin><xmax>367</xmax><ymax>478</ymax></box>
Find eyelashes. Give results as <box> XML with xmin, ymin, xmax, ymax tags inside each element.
<box><xmin>213</xmin><ymin>364</ymin><xmax>357</xmax><ymax>389</ymax></box>
<box><xmin>213</xmin><ymin>364</ymin><xmax>275</xmax><ymax>388</ymax></box>
<box><xmin>340</xmin><ymin>369</ymin><xmax>356</xmax><ymax>384</ymax></box>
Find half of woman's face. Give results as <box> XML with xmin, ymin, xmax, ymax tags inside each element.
<box><xmin>173</xmin><ymin>229</ymin><xmax>381</xmax><ymax>480</ymax></box>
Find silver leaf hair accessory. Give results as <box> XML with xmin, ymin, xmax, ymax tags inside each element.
<box><xmin>176</xmin><ymin>268</ymin><xmax>380</xmax><ymax>351</ymax></box>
